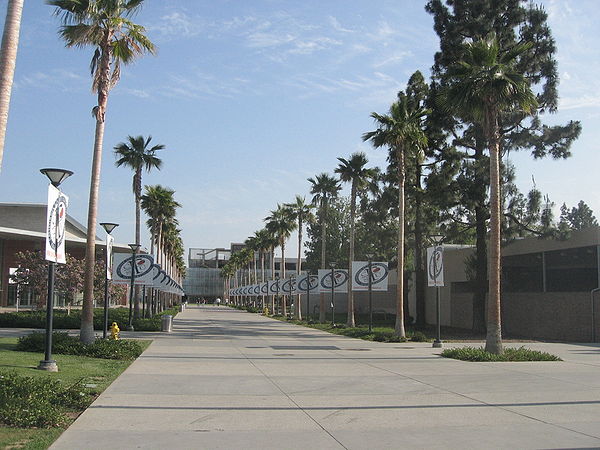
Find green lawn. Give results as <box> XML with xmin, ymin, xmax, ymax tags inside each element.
<box><xmin>0</xmin><ymin>337</ymin><xmax>151</xmax><ymax>449</ymax></box>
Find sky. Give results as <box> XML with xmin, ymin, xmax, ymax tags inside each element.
<box><xmin>0</xmin><ymin>0</ymin><xmax>599</xmax><ymax>262</ymax></box>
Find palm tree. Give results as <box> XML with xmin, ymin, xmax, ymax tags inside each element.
<box><xmin>265</xmin><ymin>204</ymin><xmax>297</xmax><ymax>316</ymax></box>
<box><xmin>440</xmin><ymin>36</ymin><xmax>537</xmax><ymax>354</ymax></box>
<box><xmin>335</xmin><ymin>153</ymin><xmax>376</xmax><ymax>327</ymax></box>
<box><xmin>49</xmin><ymin>0</ymin><xmax>156</xmax><ymax>343</ymax></box>
<box><xmin>308</xmin><ymin>173</ymin><xmax>341</xmax><ymax>322</ymax></box>
<box><xmin>0</xmin><ymin>0</ymin><xmax>23</xmax><ymax>173</ymax></box>
<box><xmin>285</xmin><ymin>195</ymin><xmax>316</xmax><ymax>320</ymax></box>
<box><xmin>363</xmin><ymin>93</ymin><xmax>429</xmax><ymax>338</ymax></box>
<box><xmin>141</xmin><ymin>184</ymin><xmax>180</xmax><ymax>315</ymax></box>
<box><xmin>114</xmin><ymin>135</ymin><xmax>164</xmax><ymax>318</ymax></box>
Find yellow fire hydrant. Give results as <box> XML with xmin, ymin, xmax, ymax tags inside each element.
<box><xmin>110</xmin><ymin>322</ymin><xmax>120</xmax><ymax>340</ymax></box>
<box><xmin>263</xmin><ymin>307</ymin><xmax>270</xmax><ymax>316</ymax></box>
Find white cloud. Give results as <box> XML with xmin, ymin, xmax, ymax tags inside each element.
<box><xmin>328</xmin><ymin>16</ymin><xmax>354</xmax><ymax>33</ymax></box>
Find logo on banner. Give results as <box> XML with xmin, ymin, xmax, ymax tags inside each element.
<box><xmin>427</xmin><ymin>246</ymin><xmax>444</xmax><ymax>287</ymax></box>
<box><xmin>280</xmin><ymin>279</ymin><xmax>293</xmax><ymax>293</ymax></box>
<box><xmin>321</xmin><ymin>270</ymin><xmax>348</xmax><ymax>289</ymax></box>
<box><xmin>116</xmin><ymin>254</ymin><xmax>154</xmax><ymax>280</ymax></box>
<box><xmin>260</xmin><ymin>283</ymin><xmax>268</xmax><ymax>294</ymax></box>
<box><xmin>354</xmin><ymin>263</ymin><xmax>388</xmax><ymax>287</ymax></box>
<box><xmin>45</xmin><ymin>184</ymin><xmax>69</xmax><ymax>264</ymax></box>
<box><xmin>297</xmin><ymin>275</ymin><xmax>319</xmax><ymax>292</ymax></box>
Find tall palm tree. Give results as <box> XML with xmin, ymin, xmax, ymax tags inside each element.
<box><xmin>141</xmin><ymin>184</ymin><xmax>179</xmax><ymax>315</ymax></box>
<box><xmin>0</xmin><ymin>0</ymin><xmax>23</xmax><ymax>173</ymax></box>
<box><xmin>49</xmin><ymin>0</ymin><xmax>156</xmax><ymax>343</ymax></box>
<box><xmin>335</xmin><ymin>153</ymin><xmax>376</xmax><ymax>327</ymax></box>
<box><xmin>265</xmin><ymin>204</ymin><xmax>297</xmax><ymax>316</ymax></box>
<box><xmin>308</xmin><ymin>173</ymin><xmax>340</xmax><ymax>322</ymax></box>
<box><xmin>285</xmin><ymin>195</ymin><xmax>316</xmax><ymax>320</ymax></box>
<box><xmin>363</xmin><ymin>93</ymin><xmax>429</xmax><ymax>338</ymax></box>
<box><xmin>114</xmin><ymin>135</ymin><xmax>164</xmax><ymax>318</ymax></box>
<box><xmin>440</xmin><ymin>36</ymin><xmax>537</xmax><ymax>354</ymax></box>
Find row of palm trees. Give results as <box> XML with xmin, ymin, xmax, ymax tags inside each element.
<box><xmin>222</xmin><ymin>36</ymin><xmax>536</xmax><ymax>355</ymax></box>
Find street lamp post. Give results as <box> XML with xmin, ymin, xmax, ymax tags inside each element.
<box><xmin>127</xmin><ymin>243</ymin><xmax>140</xmax><ymax>331</ymax></box>
<box><xmin>100</xmin><ymin>222</ymin><xmax>118</xmax><ymax>339</ymax></box>
<box><xmin>330</xmin><ymin>262</ymin><xmax>337</xmax><ymax>327</ymax></box>
<box><xmin>366</xmin><ymin>254</ymin><xmax>374</xmax><ymax>333</ymax></box>
<box><xmin>430</xmin><ymin>235</ymin><xmax>444</xmax><ymax>348</ymax></box>
<box><xmin>38</xmin><ymin>168</ymin><xmax>73</xmax><ymax>372</ymax></box>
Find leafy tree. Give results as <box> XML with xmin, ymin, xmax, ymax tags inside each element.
<box><xmin>0</xmin><ymin>0</ymin><xmax>23</xmax><ymax>172</ymax></box>
<box><xmin>335</xmin><ymin>153</ymin><xmax>376</xmax><ymax>327</ymax></box>
<box><xmin>440</xmin><ymin>36</ymin><xmax>538</xmax><ymax>354</ymax></box>
<box><xmin>559</xmin><ymin>201</ymin><xmax>598</xmax><ymax>232</ymax></box>
<box><xmin>49</xmin><ymin>0</ymin><xmax>156</xmax><ymax>343</ymax></box>
<box><xmin>426</xmin><ymin>0</ymin><xmax>582</xmax><ymax>334</ymax></box>
<box><xmin>11</xmin><ymin>251</ymin><xmax>48</xmax><ymax>307</ymax></box>
<box><xmin>308</xmin><ymin>172</ymin><xmax>341</xmax><ymax>322</ymax></box>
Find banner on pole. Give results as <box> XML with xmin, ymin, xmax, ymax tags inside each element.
<box><xmin>427</xmin><ymin>246</ymin><xmax>444</xmax><ymax>287</ymax></box>
<box><xmin>268</xmin><ymin>279</ymin><xmax>280</xmax><ymax>295</ymax></box>
<box><xmin>295</xmin><ymin>273</ymin><xmax>319</xmax><ymax>294</ymax></box>
<box><xmin>106</xmin><ymin>234</ymin><xmax>114</xmax><ymax>280</ymax></box>
<box><xmin>45</xmin><ymin>184</ymin><xmax>68</xmax><ymax>264</ymax></box>
<box><xmin>351</xmin><ymin>261</ymin><xmax>389</xmax><ymax>291</ymax></box>
<box><xmin>113</xmin><ymin>253</ymin><xmax>155</xmax><ymax>285</ymax></box>
<box><xmin>318</xmin><ymin>269</ymin><xmax>348</xmax><ymax>293</ymax></box>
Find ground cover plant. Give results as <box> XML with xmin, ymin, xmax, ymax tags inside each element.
<box><xmin>0</xmin><ymin>337</ymin><xmax>150</xmax><ymax>449</ymax></box>
<box><xmin>441</xmin><ymin>346</ymin><xmax>561</xmax><ymax>362</ymax></box>
<box><xmin>17</xmin><ymin>332</ymin><xmax>145</xmax><ymax>360</ymax></box>
<box><xmin>0</xmin><ymin>306</ymin><xmax>179</xmax><ymax>331</ymax></box>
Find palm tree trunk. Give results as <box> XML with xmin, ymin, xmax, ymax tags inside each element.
<box><xmin>415</xmin><ymin>164</ymin><xmax>426</xmax><ymax>326</ymax></box>
<box><xmin>0</xmin><ymin>0</ymin><xmax>23</xmax><ymax>173</ymax></box>
<box><xmin>281</xmin><ymin>240</ymin><xmax>286</xmax><ymax>316</ymax></box>
<box><xmin>347</xmin><ymin>183</ymin><xmax>356</xmax><ymax>327</ymax></box>
<box><xmin>485</xmin><ymin>111</ymin><xmax>503</xmax><ymax>354</ymax></box>
<box><xmin>81</xmin><ymin>36</ymin><xmax>112</xmax><ymax>344</ymax></box>
<box><xmin>319</xmin><ymin>199</ymin><xmax>327</xmax><ymax>323</ymax></box>
<box><xmin>81</xmin><ymin>117</ymin><xmax>105</xmax><ymax>344</ymax></box>
<box><xmin>270</xmin><ymin>248</ymin><xmax>275</xmax><ymax>313</ymax></box>
<box><xmin>134</xmin><ymin>169</ymin><xmax>141</xmax><ymax>318</ymax></box>
<box><xmin>395</xmin><ymin>148</ymin><xmax>406</xmax><ymax>338</ymax></box>
<box><xmin>295</xmin><ymin>216</ymin><xmax>302</xmax><ymax>320</ymax></box>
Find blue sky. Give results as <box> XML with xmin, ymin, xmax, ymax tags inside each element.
<box><xmin>1</xmin><ymin>0</ymin><xmax>598</xmax><ymax>260</ymax></box>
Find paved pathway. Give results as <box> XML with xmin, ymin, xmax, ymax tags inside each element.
<box><xmin>48</xmin><ymin>305</ymin><xmax>600</xmax><ymax>449</ymax></box>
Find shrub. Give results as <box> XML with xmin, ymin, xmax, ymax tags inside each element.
<box><xmin>0</xmin><ymin>372</ymin><xmax>92</xmax><ymax>428</ymax></box>
<box><xmin>409</xmin><ymin>331</ymin><xmax>428</xmax><ymax>342</ymax></box>
<box><xmin>17</xmin><ymin>332</ymin><xmax>144</xmax><ymax>360</ymax></box>
<box><xmin>441</xmin><ymin>346</ymin><xmax>561</xmax><ymax>362</ymax></box>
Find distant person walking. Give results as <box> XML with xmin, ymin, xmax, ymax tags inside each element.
<box><xmin>215</xmin><ymin>297</ymin><xmax>221</xmax><ymax>306</ymax></box>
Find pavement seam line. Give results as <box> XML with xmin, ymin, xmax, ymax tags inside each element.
<box><xmin>232</xmin><ymin>343</ymin><xmax>349</xmax><ymax>450</ymax></box>
<box><xmin>343</xmin><ymin>353</ymin><xmax>600</xmax><ymax>443</ymax></box>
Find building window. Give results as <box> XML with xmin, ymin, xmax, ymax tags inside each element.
<box><xmin>545</xmin><ymin>246</ymin><xmax>598</xmax><ymax>292</ymax></box>
<box><xmin>502</xmin><ymin>252</ymin><xmax>543</xmax><ymax>292</ymax></box>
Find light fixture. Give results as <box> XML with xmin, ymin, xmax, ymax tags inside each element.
<box><xmin>40</xmin><ymin>168</ymin><xmax>73</xmax><ymax>187</ymax></box>
<box><xmin>100</xmin><ymin>222</ymin><xmax>119</xmax><ymax>234</ymax></box>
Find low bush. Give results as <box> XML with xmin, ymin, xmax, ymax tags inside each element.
<box><xmin>441</xmin><ymin>346</ymin><xmax>561</xmax><ymax>362</ymax></box>
<box><xmin>0</xmin><ymin>307</ymin><xmax>179</xmax><ymax>332</ymax></box>
<box><xmin>409</xmin><ymin>331</ymin><xmax>428</xmax><ymax>342</ymax></box>
<box><xmin>16</xmin><ymin>332</ymin><xmax>145</xmax><ymax>360</ymax></box>
<box><xmin>0</xmin><ymin>371</ymin><xmax>92</xmax><ymax>428</ymax></box>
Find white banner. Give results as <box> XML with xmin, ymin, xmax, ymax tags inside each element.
<box><xmin>113</xmin><ymin>253</ymin><xmax>155</xmax><ymax>285</ymax></box>
<box><xmin>351</xmin><ymin>261</ymin><xmax>389</xmax><ymax>291</ymax></box>
<box><xmin>268</xmin><ymin>279</ymin><xmax>280</xmax><ymax>295</ymax></box>
<box><xmin>106</xmin><ymin>234</ymin><xmax>114</xmax><ymax>280</ymax></box>
<box><xmin>427</xmin><ymin>246</ymin><xmax>444</xmax><ymax>287</ymax></box>
<box><xmin>260</xmin><ymin>282</ymin><xmax>269</xmax><ymax>295</ymax></box>
<box><xmin>295</xmin><ymin>273</ymin><xmax>319</xmax><ymax>294</ymax></box>
<box><xmin>45</xmin><ymin>184</ymin><xmax>68</xmax><ymax>264</ymax></box>
<box><xmin>318</xmin><ymin>269</ymin><xmax>349</xmax><ymax>293</ymax></box>
<box><xmin>280</xmin><ymin>278</ymin><xmax>294</xmax><ymax>294</ymax></box>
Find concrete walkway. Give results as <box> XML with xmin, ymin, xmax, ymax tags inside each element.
<box><xmin>48</xmin><ymin>305</ymin><xmax>600</xmax><ymax>449</ymax></box>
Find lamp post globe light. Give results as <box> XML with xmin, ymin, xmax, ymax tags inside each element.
<box><xmin>127</xmin><ymin>243</ymin><xmax>141</xmax><ymax>331</ymax></box>
<box><xmin>38</xmin><ymin>168</ymin><xmax>73</xmax><ymax>372</ymax></box>
<box><xmin>100</xmin><ymin>222</ymin><xmax>118</xmax><ymax>339</ymax></box>
<box><xmin>430</xmin><ymin>234</ymin><xmax>444</xmax><ymax>349</ymax></box>
<box><xmin>329</xmin><ymin>262</ymin><xmax>337</xmax><ymax>327</ymax></box>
